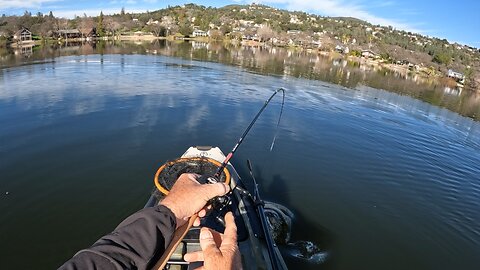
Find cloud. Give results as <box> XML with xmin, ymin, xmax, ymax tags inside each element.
<box><xmin>250</xmin><ymin>0</ymin><xmax>423</xmax><ymax>33</ymax></box>
<box><xmin>0</xmin><ymin>0</ymin><xmax>61</xmax><ymax>9</ymax></box>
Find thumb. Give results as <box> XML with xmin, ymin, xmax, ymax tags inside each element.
<box><xmin>200</xmin><ymin>228</ymin><xmax>221</xmax><ymax>257</ymax></box>
<box><xmin>201</xmin><ymin>182</ymin><xmax>229</xmax><ymax>200</ymax></box>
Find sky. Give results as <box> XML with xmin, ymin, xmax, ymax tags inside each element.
<box><xmin>0</xmin><ymin>0</ymin><xmax>479</xmax><ymax>47</ymax></box>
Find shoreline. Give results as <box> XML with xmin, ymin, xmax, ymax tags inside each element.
<box><xmin>7</xmin><ymin>35</ymin><xmax>476</xmax><ymax>92</ymax></box>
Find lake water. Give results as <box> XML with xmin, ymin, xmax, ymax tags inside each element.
<box><xmin>1</xmin><ymin>42</ymin><xmax>479</xmax><ymax>269</ymax></box>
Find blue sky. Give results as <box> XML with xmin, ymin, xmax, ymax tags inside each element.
<box><xmin>1</xmin><ymin>0</ymin><xmax>479</xmax><ymax>47</ymax></box>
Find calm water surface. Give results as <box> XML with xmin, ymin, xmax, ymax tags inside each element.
<box><xmin>1</xmin><ymin>51</ymin><xmax>480</xmax><ymax>269</ymax></box>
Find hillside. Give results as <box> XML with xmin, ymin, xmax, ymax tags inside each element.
<box><xmin>1</xmin><ymin>3</ymin><xmax>479</xmax><ymax>88</ymax></box>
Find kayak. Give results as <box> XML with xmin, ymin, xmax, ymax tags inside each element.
<box><xmin>144</xmin><ymin>146</ymin><xmax>289</xmax><ymax>270</ymax></box>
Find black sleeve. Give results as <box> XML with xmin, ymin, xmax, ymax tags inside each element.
<box><xmin>59</xmin><ymin>205</ymin><xmax>177</xmax><ymax>270</ymax></box>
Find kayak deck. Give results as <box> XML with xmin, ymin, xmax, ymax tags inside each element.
<box><xmin>145</xmin><ymin>146</ymin><xmax>287</xmax><ymax>270</ymax></box>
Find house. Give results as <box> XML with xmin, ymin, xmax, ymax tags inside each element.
<box><xmin>13</xmin><ymin>28</ymin><xmax>32</xmax><ymax>42</ymax></box>
<box><xmin>192</xmin><ymin>29</ymin><xmax>208</xmax><ymax>37</ymax></box>
<box><xmin>447</xmin><ymin>69</ymin><xmax>465</xmax><ymax>84</ymax></box>
<box><xmin>56</xmin><ymin>29</ymin><xmax>82</xmax><ymax>39</ymax></box>
<box><xmin>361</xmin><ymin>50</ymin><xmax>378</xmax><ymax>59</ymax></box>
<box><xmin>146</xmin><ymin>18</ymin><xmax>159</xmax><ymax>25</ymax></box>
<box><xmin>287</xmin><ymin>30</ymin><xmax>302</xmax><ymax>35</ymax></box>
<box><xmin>335</xmin><ymin>45</ymin><xmax>349</xmax><ymax>54</ymax></box>
<box><xmin>78</xmin><ymin>28</ymin><xmax>97</xmax><ymax>40</ymax></box>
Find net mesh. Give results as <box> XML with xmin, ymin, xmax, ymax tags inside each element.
<box><xmin>156</xmin><ymin>157</ymin><xmax>228</xmax><ymax>194</ymax></box>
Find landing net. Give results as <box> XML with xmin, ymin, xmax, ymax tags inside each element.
<box><xmin>154</xmin><ymin>157</ymin><xmax>231</xmax><ymax>196</ymax></box>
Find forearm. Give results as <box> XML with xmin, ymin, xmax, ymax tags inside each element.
<box><xmin>59</xmin><ymin>205</ymin><xmax>176</xmax><ymax>270</ymax></box>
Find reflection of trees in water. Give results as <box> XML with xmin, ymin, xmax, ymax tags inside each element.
<box><xmin>1</xmin><ymin>40</ymin><xmax>479</xmax><ymax>121</ymax></box>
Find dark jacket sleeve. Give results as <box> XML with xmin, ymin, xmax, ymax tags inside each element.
<box><xmin>59</xmin><ymin>205</ymin><xmax>177</xmax><ymax>270</ymax></box>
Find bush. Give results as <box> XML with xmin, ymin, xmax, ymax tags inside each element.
<box><xmin>432</xmin><ymin>52</ymin><xmax>451</xmax><ymax>65</ymax></box>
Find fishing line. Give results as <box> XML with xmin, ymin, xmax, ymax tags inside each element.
<box><xmin>206</xmin><ymin>87</ymin><xmax>286</xmax><ymax>183</ymax></box>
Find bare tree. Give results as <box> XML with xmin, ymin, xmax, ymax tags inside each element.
<box><xmin>79</xmin><ymin>15</ymin><xmax>94</xmax><ymax>38</ymax></box>
<box><xmin>104</xmin><ymin>16</ymin><xmax>121</xmax><ymax>37</ymax></box>
<box><xmin>209</xmin><ymin>29</ymin><xmax>223</xmax><ymax>41</ymax></box>
<box><xmin>160</xmin><ymin>16</ymin><xmax>176</xmax><ymax>36</ymax></box>
<box><xmin>257</xmin><ymin>24</ymin><xmax>275</xmax><ymax>43</ymax></box>
<box><xmin>146</xmin><ymin>23</ymin><xmax>166</xmax><ymax>37</ymax></box>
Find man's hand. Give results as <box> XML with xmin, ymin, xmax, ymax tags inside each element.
<box><xmin>160</xmin><ymin>173</ymin><xmax>229</xmax><ymax>228</ymax></box>
<box><xmin>184</xmin><ymin>212</ymin><xmax>242</xmax><ymax>270</ymax></box>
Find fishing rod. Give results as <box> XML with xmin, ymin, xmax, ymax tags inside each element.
<box><xmin>152</xmin><ymin>88</ymin><xmax>286</xmax><ymax>270</ymax></box>
<box><xmin>203</xmin><ymin>87</ymin><xmax>285</xmax><ymax>184</ymax></box>
<box><xmin>247</xmin><ymin>159</ymin><xmax>283</xmax><ymax>270</ymax></box>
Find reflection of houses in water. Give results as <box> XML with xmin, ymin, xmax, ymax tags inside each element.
<box><xmin>14</xmin><ymin>44</ymin><xmax>35</xmax><ymax>57</ymax></box>
<box><xmin>191</xmin><ymin>41</ymin><xmax>209</xmax><ymax>50</ymax></box>
<box><xmin>332</xmin><ymin>59</ymin><xmax>348</xmax><ymax>68</ymax></box>
<box><xmin>146</xmin><ymin>49</ymin><xmax>158</xmax><ymax>54</ymax></box>
<box><xmin>444</xmin><ymin>86</ymin><xmax>463</xmax><ymax>96</ymax></box>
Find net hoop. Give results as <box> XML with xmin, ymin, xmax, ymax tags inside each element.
<box><xmin>154</xmin><ymin>157</ymin><xmax>231</xmax><ymax>195</ymax></box>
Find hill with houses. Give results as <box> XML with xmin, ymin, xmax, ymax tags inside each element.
<box><xmin>0</xmin><ymin>3</ymin><xmax>479</xmax><ymax>89</ymax></box>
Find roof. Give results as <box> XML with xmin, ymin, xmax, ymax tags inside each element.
<box><xmin>361</xmin><ymin>49</ymin><xmax>377</xmax><ymax>55</ymax></box>
<box><xmin>57</xmin><ymin>29</ymin><xmax>81</xmax><ymax>34</ymax></box>
<box><xmin>14</xmin><ymin>28</ymin><xmax>31</xmax><ymax>36</ymax></box>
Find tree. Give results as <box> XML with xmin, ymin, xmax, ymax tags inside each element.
<box><xmin>80</xmin><ymin>15</ymin><xmax>95</xmax><ymax>38</ymax></box>
<box><xmin>209</xmin><ymin>29</ymin><xmax>223</xmax><ymax>40</ymax></box>
<box><xmin>257</xmin><ymin>24</ymin><xmax>275</xmax><ymax>42</ymax></box>
<box><xmin>178</xmin><ymin>20</ymin><xmax>192</xmax><ymax>36</ymax></box>
<box><xmin>97</xmin><ymin>11</ymin><xmax>105</xmax><ymax>37</ymax></box>
<box><xmin>146</xmin><ymin>23</ymin><xmax>166</xmax><ymax>37</ymax></box>
<box><xmin>433</xmin><ymin>52</ymin><xmax>451</xmax><ymax>65</ymax></box>
<box><xmin>104</xmin><ymin>16</ymin><xmax>122</xmax><ymax>37</ymax></box>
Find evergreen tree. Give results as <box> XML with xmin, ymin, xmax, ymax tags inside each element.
<box><xmin>97</xmin><ymin>11</ymin><xmax>104</xmax><ymax>36</ymax></box>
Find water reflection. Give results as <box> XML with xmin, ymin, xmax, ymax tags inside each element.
<box><xmin>0</xmin><ymin>40</ymin><xmax>479</xmax><ymax>122</ymax></box>
<box><xmin>1</xmin><ymin>53</ymin><xmax>480</xmax><ymax>270</ymax></box>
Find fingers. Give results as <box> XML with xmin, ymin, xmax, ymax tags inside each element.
<box><xmin>201</xmin><ymin>182</ymin><xmax>230</xmax><ymax>201</ymax></box>
<box><xmin>184</xmin><ymin>251</ymin><xmax>204</xmax><ymax>262</ymax></box>
<box><xmin>220</xmin><ymin>212</ymin><xmax>238</xmax><ymax>249</ymax></box>
<box><xmin>198</xmin><ymin>208</ymin><xmax>207</xmax><ymax>218</ymax></box>
<box><xmin>199</xmin><ymin>227</ymin><xmax>221</xmax><ymax>257</ymax></box>
<box><xmin>193</xmin><ymin>216</ymin><xmax>201</xmax><ymax>227</ymax></box>
<box><xmin>187</xmin><ymin>173</ymin><xmax>201</xmax><ymax>183</ymax></box>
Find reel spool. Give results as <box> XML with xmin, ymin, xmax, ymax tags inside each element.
<box><xmin>154</xmin><ymin>157</ymin><xmax>231</xmax><ymax>196</ymax></box>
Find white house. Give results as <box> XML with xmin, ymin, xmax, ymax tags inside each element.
<box><xmin>13</xmin><ymin>28</ymin><xmax>32</xmax><ymax>42</ymax></box>
<box><xmin>192</xmin><ymin>29</ymin><xmax>208</xmax><ymax>37</ymax></box>
<box><xmin>361</xmin><ymin>50</ymin><xmax>379</xmax><ymax>59</ymax></box>
<box><xmin>447</xmin><ymin>69</ymin><xmax>465</xmax><ymax>84</ymax></box>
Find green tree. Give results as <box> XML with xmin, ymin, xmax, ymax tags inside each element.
<box><xmin>432</xmin><ymin>52</ymin><xmax>451</xmax><ymax>65</ymax></box>
<box><xmin>178</xmin><ymin>20</ymin><xmax>192</xmax><ymax>36</ymax></box>
<box><xmin>97</xmin><ymin>11</ymin><xmax>105</xmax><ymax>36</ymax></box>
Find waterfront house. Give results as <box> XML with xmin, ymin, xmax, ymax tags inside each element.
<box><xmin>192</xmin><ymin>29</ymin><xmax>208</xmax><ymax>37</ymax></box>
<box><xmin>335</xmin><ymin>45</ymin><xmax>350</xmax><ymax>54</ymax></box>
<box><xmin>84</xmin><ymin>28</ymin><xmax>97</xmax><ymax>39</ymax></box>
<box><xmin>13</xmin><ymin>28</ymin><xmax>32</xmax><ymax>42</ymax></box>
<box><xmin>56</xmin><ymin>29</ymin><xmax>82</xmax><ymax>39</ymax></box>
<box><xmin>146</xmin><ymin>18</ymin><xmax>159</xmax><ymax>25</ymax></box>
<box><xmin>287</xmin><ymin>30</ymin><xmax>302</xmax><ymax>35</ymax></box>
<box><xmin>361</xmin><ymin>49</ymin><xmax>378</xmax><ymax>59</ymax></box>
<box><xmin>447</xmin><ymin>69</ymin><xmax>465</xmax><ymax>84</ymax></box>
